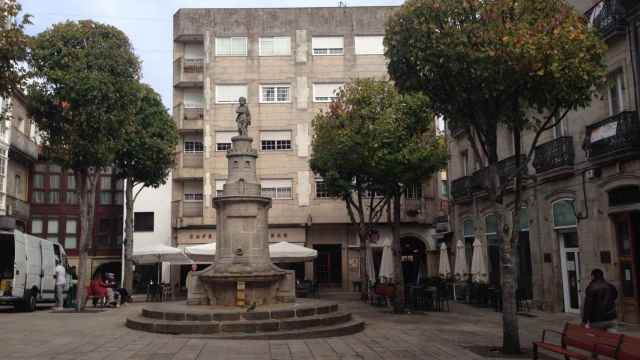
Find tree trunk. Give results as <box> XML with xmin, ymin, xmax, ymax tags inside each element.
<box><xmin>124</xmin><ymin>178</ymin><xmax>135</xmax><ymax>293</ymax></box>
<box><xmin>501</xmin><ymin>130</ymin><xmax>523</xmax><ymax>354</ymax></box>
<box><xmin>359</xmin><ymin>226</ymin><xmax>369</xmax><ymax>301</ymax></box>
<box><xmin>391</xmin><ymin>193</ymin><xmax>405</xmax><ymax>313</ymax></box>
<box><xmin>75</xmin><ymin>169</ymin><xmax>97</xmax><ymax>311</ymax></box>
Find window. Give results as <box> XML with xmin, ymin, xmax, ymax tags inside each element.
<box><xmin>183</xmin><ymin>88</ymin><xmax>204</xmax><ymax>109</ymax></box>
<box><xmin>48</xmin><ymin>191</ymin><xmax>60</xmax><ymax>204</ymax></box>
<box><xmin>66</xmin><ymin>191</ymin><xmax>77</xmax><ymax>205</ymax></box>
<box><xmin>50</xmin><ymin>174</ymin><xmax>61</xmax><ymax>189</ymax></box>
<box><xmin>439</xmin><ymin>170</ymin><xmax>449</xmax><ymax>197</ymax></box>
<box><xmin>184</xmin><ymin>193</ymin><xmax>203</xmax><ymax>201</ymax></box>
<box><xmin>14</xmin><ymin>174</ymin><xmax>20</xmax><ymax>197</ymax></box>
<box><xmin>184</xmin><ymin>140</ymin><xmax>204</xmax><ymax>153</ymax></box>
<box><xmin>32</xmin><ymin>191</ymin><xmax>45</xmax><ymax>204</ymax></box>
<box><xmin>184</xmin><ymin>43</ymin><xmax>205</xmax><ymax>59</ymax></box>
<box><xmin>608</xmin><ymin>70</ymin><xmax>625</xmax><ymax>116</ymax></box>
<box><xmin>184</xmin><ymin>181</ymin><xmax>203</xmax><ymax>201</ymax></box>
<box><xmin>312</xmin><ymin>36</ymin><xmax>344</xmax><ymax>55</ymax></box>
<box><xmin>100</xmin><ymin>176</ymin><xmax>111</xmax><ymax>190</ymax></box>
<box><xmin>65</xmin><ymin>219</ymin><xmax>77</xmax><ymax>249</ymax></box>
<box><xmin>404</xmin><ymin>183</ymin><xmax>422</xmax><ymax>200</ymax></box>
<box><xmin>462</xmin><ymin>218</ymin><xmax>474</xmax><ymax>273</ymax></box>
<box><xmin>259</xmin><ymin>85</ymin><xmax>290</xmax><ymax>103</ymax></box>
<box><xmin>313</xmin><ymin>83</ymin><xmax>343</xmax><ymax>102</ymax></box>
<box><xmin>47</xmin><ymin>219</ymin><xmax>59</xmax><ymax>242</ymax></box>
<box><xmin>215</xmin><ymin>85</ymin><xmax>248</xmax><ymax>104</ymax></box>
<box><xmin>33</xmin><ymin>174</ymin><xmax>44</xmax><ymax>188</ymax></box>
<box><xmin>485</xmin><ymin>214</ymin><xmax>501</xmax><ymax>286</ymax></box>
<box><xmin>31</xmin><ymin>219</ymin><xmax>43</xmax><ymax>234</ymax></box>
<box><xmin>553</xmin><ymin>199</ymin><xmax>577</xmax><ymax>229</ymax></box>
<box><xmin>260</xmin><ymin>131</ymin><xmax>292</xmax><ymax>151</ymax></box>
<box><xmin>100</xmin><ymin>192</ymin><xmax>112</xmax><ymax>205</ymax></box>
<box><xmin>134</xmin><ymin>212</ymin><xmax>154</xmax><ymax>232</ymax></box>
<box><xmin>315</xmin><ymin>178</ymin><xmax>332</xmax><ymax>199</ymax></box>
<box><xmin>215</xmin><ymin>37</ymin><xmax>248</xmax><ymax>56</ymax></box>
<box><xmin>215</xmin><ymin>131</ymin><xmax>234</xmax><ymax>151</ymax></box>
<box><xmin>96</xmin><ymin>218</ymin><xmax>113</xmax><ymax>249</ymax></box>
<box><xmin>354</xmin><ymin>35</ymin><xmax>384</xmax><ymax>55</ymax></box>
<box><xmin>215</xmin><ymin>180</ymin><xmax>226</xmax><ymax>197</ymax></box>
<box><xmin>553</xmin><ymin>117</ymin><xmax>568</xmax><ymax>139</ymax></box>
<box><xmin>261</xmin><ymin>179</ymin><xmax>293</xmax><ymax>199</ymax></box>
<box><xmin>461</xmin><ymin>151</ymin><xmax>470</xmax><ymax>176</ymax></box>
<box><xmin>259</xmin><ymin>36</ymin><xmax>291</xmax><ymax>56</ymax></box>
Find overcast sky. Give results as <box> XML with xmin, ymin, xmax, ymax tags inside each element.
<box><xmin>20</xmin><ymin>0</ymin><xmax>404</xmax><ymax>109</ymax></box>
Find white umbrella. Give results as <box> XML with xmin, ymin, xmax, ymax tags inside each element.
<box><xmin>438</xmin><ymin>242</ymin><xmax>451</xmax><ymax>278</ymax></box>
<box><xmin>365</xmin><ymin>245</ymin><xmax>375</xmax><ymax>284</ymax></box>
<box><xmin>184</xmin><ymin>242</ymin><xmax>216</xmax><ymax>263</ymax></box>
<box><xmin>470</xmin><ymin>238</ymin><xmax>488</xmax><ymax>282</ymax></box>
<box><xmin>133</xmin><ymin>245</ymin><xmax>193</xmax><ymax>265</ymax></box>
<box><xmin>378</xmin><ymin>239</ymin><xmax>394</xmax><ymax>282</ymax></box>
<box><xmin>454</xmin><ymin>240</ymin><xmax>468</xmax><ymax>279</ymax></box>
<box><xmin>269</xmin><ymin>241</ymin><xmax>317</xmax><ymax>263</ymax></box>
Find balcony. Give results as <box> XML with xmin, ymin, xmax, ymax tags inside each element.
<box><xmin>451</xmin><ymin>176</ymin><xmax>473</xmax><ymax>201</ymax></box>
<box><xmin>584</xmin><ymin>111</ymin><xmax>640</xmax><ymax>163</ymax></box>
<box><xmin>585</xmin><ymin>0</ymin><xmax>627</xmax><ymax>40</ymax></box>
<box><xmin>9</xmin><ymin>128</ymin><xmax>38</xmax><ymax>161</ymax></box>
<box><xmin>533</xmin><ymin>136</ymin><xmax>575</xmax><ymax>177</ymax></box>
<box><xmin>174</xmin><ymin>103</ymin><xmax>204</xmax><ymax>132</ymax></box>
<box><xmin>172</xmin><ymin>200</ymin><xmax>203</xmax><ymax>228</ymax></box>
<box><xmin>451</xmin><ymin>155</ymin><xmax>527</xmax><ymax>202</ymax></box>
<box><xmin>173</xmin><ymin>57</ymin><xmax>204</xmax><ymax>88</ymax></box>
<box><xmin>5</xmin><ymin>195</ymin><xmax>29</xmax><ymax>220</ymax></box>
<box><xmin>174</xmin><ymin>151</ymin><xmax>204</xmax><ymax>179</ymax></box>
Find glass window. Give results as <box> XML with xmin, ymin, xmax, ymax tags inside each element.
<box><xmin>64</xmin><ymin>236</ymin><xmax>77</xmax><ymax>249</ymax></box>
<box><xmin>184</xmin><ymin>193</ymin><xmax>203</xmax><ymax>201</ymax></box>
<box><xmin>49</xmin><ymin>174</ymin><xmax>61</xmax><ymax>189</ymax></box>
<box><xmin>315</xmin><ymin>179</ymin><xmax>332</xmax><ymax>199</ymax></box>
<box><xmin>32</xmin><ymin>191</ymin><xmax>45</xmax><ymax>204</ymax></box>
<box><xmin>608</xmin><ymin>70</ymin><xmax>625</xmax><ymax>116</ymax></box>
<box><xmin>404</xmin><ymin>184</ymin><xmax>422</xmax><ymax>200</ymax></box>
<box><xmin>31</xmin><ymin>219</ymin><xmax>43</xmax><ymax>234</ymax></box>
<box><xmin>214</xmin><ymin>85</ymin><xmax>248</xmax><ymax>104</ymax></box>
<box><xmin>313</xmin><ymin>83</ymin><xmax>343</xmax><ymax>102</ymax></box>
<box><xmin>260</xmin><ymin>131</ymin><xmax>292</xmax><ymax>151</ymax></box>
<box><xmin>100</xmin><ymin>176</ymin><xmax>112</xmax><ymax>190</ymax></box>
<box><xmin>100</xmin><ymin>192</ymin><xmax>112</xmax><ymax>205</ymax></box>
<box><xmin>260</xmin><ymin>85</ymin><xmax>290</xmax><ymax>103</ymax></box>
<box><xmin>519</xmin><ymin>207</ymin><xmax>529</xmax><ymax>232</ymax></box>
<box><xmin>485</xmin><ymin>214</ymin><xmax>497</xmax><ymax>235</ymax></box>
<box><xmin>66</xmin><ymin>191</ymin><xmax>77</xmax><ymax>205</ymax></box>
<box><xmin>67</xmin><ymin>175</ymin><xmax>76</xmax><ymax>190</ymax></box>
<box><xmin>115</xmin><ymin>179</ymin><xmax>124</xmax><ymax>191</ymax></box>
<box><xmin>115</xmin><ymin>191</ymin><xmax>124</xmax><ymax>205</ymax></box>
<box><xmin>215</xmin><ymin>37</ymin><xmax>248</xmax><ymax>56</ymax></box>
<box><xmin>66</xmin><ymin>219</ymin><xmax>77</xmax><ymax>234</ymax></box>
<box><xmin>184</xmin><ymin>141</ymin><xmax>204</xmax><ymax>153</ymax></box>
<box><xmin>49</xmin><ymin>164</ymin><xmax>61</xmax><ymax>173</ymax></box>
<box><xmin>553</xmin><ymin>199</ymin><xmax>577</xmax><ymax>228</ymax></box>
<box><xmin>462</xmin><ymin>219</ymin><xmax>474</xmax><ymax>238</ymax></box>
<box><xmin>134</xmin><ymin>212</ymin><xmax>154</xmax><ymax>232</ymax></box>
<box><xmin>261</xmin><ymin>179</ymin><xmax>293</xmax><ymax>199</ymax></box>
<box><xmin>215</xmin><ymin>131</ymin><xmax>234</xmax><ymax>152</ymax></box>
<box><xmin>312</xmin><ymin>36</ymin><xmax>344</xmax><ymax>56</ymax></box>
<box><xmin>354</xmin><ymin>35</ymin><xmax>384</xmax><ymax>55</ymax></box>
<box><xmin>47</xmin><ymin>219</ymin><xmax>59</xmax><ymax>234</ymax></box>
<box><xmin>259</xmin><ymin>37</ymin><xmax>291</xmax><ymax>56</ymax></box>
<box><xmin>215</xmin><ymin>180</ymin><xmax>226</xmax><ymax>197</ymax></box>
<box><xmin>48</xmin><ymin>191</ymin><xmax>60</xmax><ymax>204</ymax></box>
<box><xmin>33</xmin><ymin>174</ymin><xmax>44</xmax><ymax>188</ymax></box>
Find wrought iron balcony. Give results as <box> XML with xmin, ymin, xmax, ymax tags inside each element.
<box><xmin>585</xmin><ymin>0</ymin><xmax>627</xmax><ymax>40</ymax></box>
<box><xmin>451</xmin><ymin>176</ymin><xmax>473</xmax><ymax>200</ymax></box>
<box><xmin>584</xmin><ymin>111</ymin><xmax>640</xmax><ymax>162</ymax></box>
<box><xmin>533</xmin><ymin>136</ymin><xmax>575</xmax><ymax>174</ymax></box>
<box><xmin>497</xmin><ymin>154</ymin><xmax>528</xmax><ymax>181</ymax></box>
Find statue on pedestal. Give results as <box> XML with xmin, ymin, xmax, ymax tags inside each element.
<box><xmin>235</xmin><ymin>97</ymin><xmax>251</xmax><ymax>136</ymax></box>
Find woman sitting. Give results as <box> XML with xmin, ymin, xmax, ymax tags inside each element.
<box><xmin>86</xmin><ymin>273</ymin><xmax>108</xmax><ymax>307</ymax></box>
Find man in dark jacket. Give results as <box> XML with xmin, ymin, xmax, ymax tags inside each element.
<box><xmin>582</xmin><ymin>269</ymin><xmax>618</xmax><ymax>330</ymax></box>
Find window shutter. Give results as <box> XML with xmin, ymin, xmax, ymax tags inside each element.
<box><xmin>313</xmin><ymin>83</ymin><xmax>343</xmax><ymax>100</ymax></box>
<box><xmin>215</xmin><ymin>180</ymin><xmax>226</xmax><ymax>191</ymax></box>
<box><xmin>260</xmin><ymin>131</ymin><xmax>292</xmax><ymax>141</ymax></box>
<box><xmin>184</xmin><ymin>89</ymin><xmax>204</xmax><ymax>108</ymax></box>
<box><xmin>261</xmin><ymin>179</ymin><xmax>292</xmax><ymax>188</ymax></box>
<box><xmin>184</xmin><ymin>43</ymin><xmax>205</xmax><ymax>59</ymax></box>
<box><xmin>354</xmin><ymin>36</ymin><xmax>384</xmax><ymax>55</ymax></box>
<box><xmin>215</xmin><ymin>131</ymin><xmax>235</xmax><ymax>144</ymax></box>
<box><xmin>215</xmin><ymin>85</ymin><xmax>248</xmax><ymax>103</ymax></box>
<box><xmin>312</xmin><ymin>36</ymin><xmax>343</xmax><ymax>49</ymax></box>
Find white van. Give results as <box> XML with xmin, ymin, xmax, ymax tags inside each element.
<box><xmin>0</xmin><ymin>230</ymin><xmax>70</xmax><ymax>311</ymax></box>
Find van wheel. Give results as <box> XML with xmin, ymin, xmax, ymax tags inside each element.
<box><xmin>22</xmin><ymin>290</ymin><xmax>36</xmax><ymax>312</ymax></box>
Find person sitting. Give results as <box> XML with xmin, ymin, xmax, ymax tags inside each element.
<box><xmin>104</xmin><ymin>273</ymin><xmax>120</xmax><ymax>307</ymax></box>
<box><xmin>86</xmin><ymin>273</ymin><xmax>108</xmax><ymax>307</ymax></box>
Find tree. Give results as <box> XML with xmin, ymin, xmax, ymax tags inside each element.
<box><xmin>0</xmin><ymin>0</ymin><xmax>30</xmax><ymax>99</ymax></box>
<box><xmin>386</xmin><ymin>0</ymin><xmax>606</xmax><ymax>353</ymax></box>
<box><xmin>114</xmin><ymin>83</ymin><xmax>178</xmax><ymax>294</ymax></box>
<box><xmin>26</xmin><ymin>20</ymin><xmax>141</xmax><ymax>310</ymax></box>
<box><xmin>310</xmin><ymin>79</ymin><xmax>447</xmax><ymax>309</ymax></box>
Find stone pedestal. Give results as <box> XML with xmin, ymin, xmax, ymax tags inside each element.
<box><xmin>188</xmin><ymin>135</ymin><xmax>294</xmax><ymax>306</ymax></box>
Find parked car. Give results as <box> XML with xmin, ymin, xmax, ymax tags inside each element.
<box><xmin>0</xmin><ymin>229</ymin><xmax>70</xmax><ymax>311</ymax></box>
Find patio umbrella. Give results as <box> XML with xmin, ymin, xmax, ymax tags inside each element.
<box><xmin>454</xmin><ymin>240</ymin><xmax>468</xmax><ymax>279</ymax></box>
<box><xmin>470</xmin><ymin>238</ymin><xmax>488</xmax><ymax>282</ymax></box>
<box><xmin>269</xmin><ymin>241</ymin><xmax>317</xmax><ymax>263</ymax></box>
<box><xmin>378</xmin><ymin>239</ymin><xmax>394</xmax><ymax>282</ymax></box>
<box><xmin>438</xmin><ymin>242</ymin><xmax>451</xmax><ymax>278</ymax></box>
<box><xmin>184</xmin><ymin>242</ymin><xmax>216</xmax><ymax>263</ymax></box>
<box><xmin>365</xmin><ymin>244</ymin><xmax>376</xmax><ymax>284</ymax></box>
<box><xmin>132</xmin><ymin>245</ymin><xmax>193</xmax><ymax>265</ymax></box>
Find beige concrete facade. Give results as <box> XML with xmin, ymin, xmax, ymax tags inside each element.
<box><xmin>447</xmin><ymin>0</ymin><xmax>640</xmax><ymax>323</ymax></box>
<box><xmin>171</xmin><ymin>7</ymin><xmax>447</xmax><ymax>290</ymax></box>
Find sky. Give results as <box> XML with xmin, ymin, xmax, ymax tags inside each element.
<box><xmin>20</xmin><ymin>0</ymin><xmax>404</xmax><ymax>110</ymax></box>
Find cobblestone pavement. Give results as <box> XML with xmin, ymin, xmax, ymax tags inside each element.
<box><xmin>1</xmin><ymin>292</ymin><xmax>639</xmax><ymax>360</ymax></box>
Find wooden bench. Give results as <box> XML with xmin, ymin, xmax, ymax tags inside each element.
<box><xmin>595</xmin><ymin>334</ymin><xmax>640</xmax><ymax>360</ymax></box>
<box><xmin>533</xmin><ymin>323</ymin><xmax>622</xmax><ymax>359</ymax></box>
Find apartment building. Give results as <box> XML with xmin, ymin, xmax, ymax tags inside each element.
<box><xmin>171</xmin><ymin>7</ymin><xmax>449</xmax><ymax>290</ymax></box>
<box><xmin>447</xmin><ymin>0</ymin><xmax>640</xmax><ymax>323</ymax></box>
<box><xmin>28</xmin><ymin>164</ymin><xmax>124</xmax><ymax>284</ymax></box>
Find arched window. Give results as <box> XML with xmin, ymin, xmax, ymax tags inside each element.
<box><xmin>553</xmin><ymin>199</ymin><xmax>577</xmax><ymax>229</ymax></box>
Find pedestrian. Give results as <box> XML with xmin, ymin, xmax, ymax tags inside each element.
<box><xmin>54</xmin><ymin>260</ymin><xmax>66</xmax><ymax>311</ymax></box>
<box><xmin>582</xmin><ymin>268</ymin><xmax>618</xmax><ymax>331</ymax></box>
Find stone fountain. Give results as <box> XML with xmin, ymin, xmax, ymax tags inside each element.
<box><xmin>126</xmin><ymin>98</ymin><xmax>362</xmax><ymax>338</ymax></box>
<box><xmin>187</xmin><ymin>97</ymin><xmax>295</xmax><ymax>306</ymax></box>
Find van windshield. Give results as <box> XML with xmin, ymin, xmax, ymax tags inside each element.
<box><xmin>0</xmin><ymin>234</ymin><xmax>14</xmax><ymax>278</ymax></box>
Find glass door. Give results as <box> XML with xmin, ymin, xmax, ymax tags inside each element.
<box><xmin>560</xmin><ymin>231</ymin><xmax>581</xmax><ymax>313</ymax></box>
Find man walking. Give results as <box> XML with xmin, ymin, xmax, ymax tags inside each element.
<box><xmin>54</xmin><ymin>260</ymin><xmax>66</xmax><ymax>310</ymax></box>
<box><xmin>582</xmin><ymin>269</ymin><xmax>618</xmax><ymax>331</ymax></box>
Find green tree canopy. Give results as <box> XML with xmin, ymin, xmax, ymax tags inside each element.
<box><xmin>0</xmin><ymin>0</ymin><xmax>30</xmax><ymax>99</ymax></box>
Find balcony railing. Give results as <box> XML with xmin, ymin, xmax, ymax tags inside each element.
<box><xmin>173</xmin><ymin>103</ymin><xmax>204</xmax><ymax>132</ymax></box>
<box><xmin>173</xmin><ymin>57</ymin><xmax>204</xmax><ymax>87</ymax></box>
<box><xmin>451</xmin><ymin>155</ymin><xmax>527</xmax><ymax>201</ymax></box>
<box><xmin>585</xmin><ymin>0</ymin><xmax>627</xmax><ymax>40</ymax></box>
<box><xmin>9</xmin><ymin>128</ymin><xmax>38</xmax><ymax>161</ymax></box>
<box><xmin>584</xmin><ymin>111</ymin><xmax>640</xmax><ymax>161</ymax></box>
<box><xmin>533</xmin><ymin>136</ymin><xmax>575</xmax><ymax>174</ymax></box>
<box><xmin>451</xmin><ymin>175</ymin><xmax>473</xmax><ymax>200</ymax></box>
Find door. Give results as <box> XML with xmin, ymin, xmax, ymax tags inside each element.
<box><xmin>313</xmin><ymin>245</ymin><xmax>342</xmax><ymax>286</ymax></box>
<box><xmin>560</xmin><ymin>231</ymin><xmax>582</xmax><ymax>313</ymax></box>
<box><xmin>40</xmin><ymin>239</ymin><xmax>56</xmax><ymax>300</ymax></box>
<box><xmin>25</xmin><ymin>233</ymin><xmax>42</xmax><ymax>296</ymax></box>
<box><xmin>614</xmin><ymin>212</ymin><xmax>640</xmax><ymax>323</ymax></box>
<box><xmin>9</xmin><ymin>233</ymin><xmax>25</xmax><ymax>297</ymax></box>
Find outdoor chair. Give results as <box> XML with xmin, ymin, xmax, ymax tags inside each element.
<box><xmin>146</xmin><ymin>283</ymin><xmax>162</xmax><ymax>302</ymax></box>
<box><xmin>161</xmin><ymin>283</ymin><xmax>172</xmax><ymax>302</ymax></box>
<box><xmin>516</xmin><ymin>288</ymin><xmax>531</xmax><ymax>313</ymax></box>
